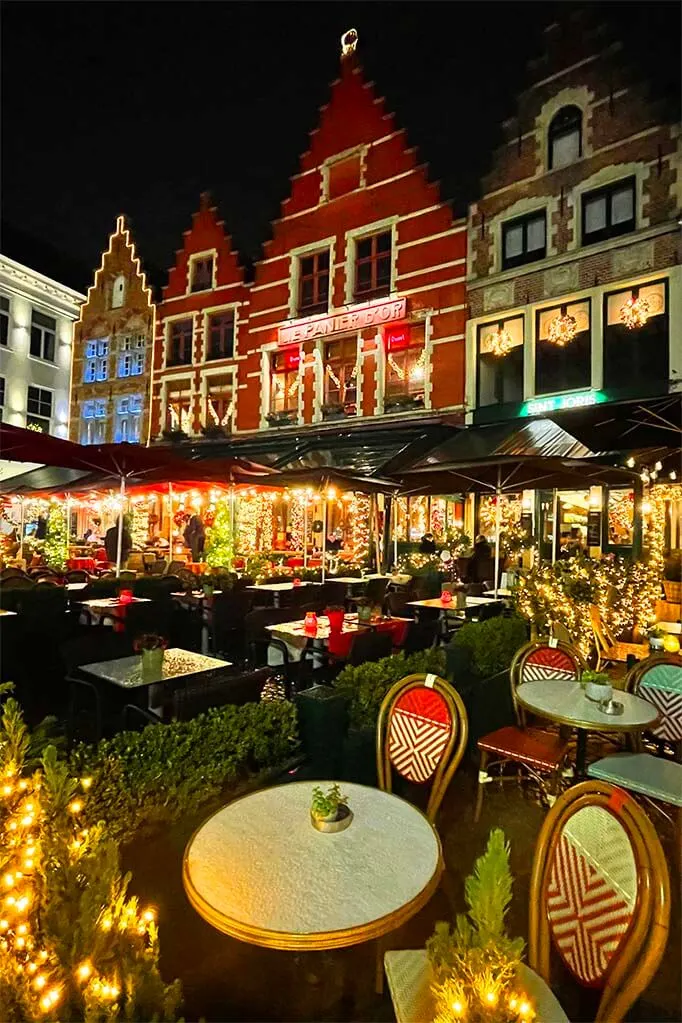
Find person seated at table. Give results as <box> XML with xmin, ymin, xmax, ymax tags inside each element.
<box><xmin>465</xmin><ymin>535</ymin><xmax>494</xmax><ymax>584</ymax></box>
<box><xmin>104</xmin><ymin>520</ymin><xmax>132</xmax><ymax>566</ymax></box>
<box><xmin>419</xmin><ymin>532</ymin><xmax>437</xmax><ymax>555</ymax></box>
<box><xmin>84</xmin><ymin>518</ymin><xmax>103</xmax><ymax>544</ymax></box>
<box><xmin>326</xmin><ymin>527</ymin><xmax>344</xmax><ymax>552</ymax></box>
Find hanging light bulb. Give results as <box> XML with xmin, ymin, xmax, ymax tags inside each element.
<box><xmin>620</xmin><ymin>289</ymin><xmax>650</xmax><ymax>329</ymax></box>
<box><xmin>669</xmin><ymin>470</ymin><xmax>677</xmax><ymax>481</ymax></box>
<box><xmin>487</xmin><ymin>325</ymin><xmax>515</xmax><ymax>357</ymax></box>
<box><xmin>546</xmin><ymin>307</ymin><xmax>577</xmax><ymax>347</ymax></box>
<box><xmin>640</xmin><ymin>470</ymin><xmax>650</xmax><ymax>484</ymax></box>
<box><xmin>626</xmin><ymin>456</ymin><xmax>636</xmax><ymax>469</ymax></box>
<box><xmin>654</xmin><ymin>461</ymin><xmax>662</xmax><ymax>471</ymax></box>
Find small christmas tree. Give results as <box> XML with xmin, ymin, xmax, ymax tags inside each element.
<box><xmin>427</xmin><ymin>829</ymin><xmax>534</xmax><ymax>1023</ymax></box>
<box><xmin>205</xmin><ymin>496</ymin><xmax>233</xmax><ymax>569</ymax></box>
<box><xmin>43</xmin><ymin>504</ymin><xmax>68</xmax><ymax>571</ymax></box>
<box><xmin>0</xmin><ymin>691</ymin><xmax>181</xmax><ymax>1022</ymax></box>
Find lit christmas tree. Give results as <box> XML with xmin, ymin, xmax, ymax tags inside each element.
<box><xmin>205</xmin><ymin>496</ymin><xmax>233</xmax><ymax>568</ymax></box>
<box><xmin>0</xmin><ymin>692</ymin><xmax>181</xmax><ymax>1021</ymax></box>
<box><xmin>43</xmin><ymin>504</ymin><xmax>68</xmax><ymax>572</ymax></box>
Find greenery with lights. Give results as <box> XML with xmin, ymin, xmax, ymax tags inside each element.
<box><xmin>333</xmin><ymin>648</ymin><xmax>446</xmax><ymax>730</ymax></box>
<box><xmin>204</xmin><ymin>496</ymin><xmax>233</xmax><ymax>569</ymax></box>
<box><xmin>427</xmin><ymin>829</ymin><xmax>533</xmax><ymax>1023</ymax></box>
<box><xmin>0</xmin><ymin>690</ymin><xmax>181</xmax><ymax>1022</ymax></box>
<box><xmin>42</xmin><ymin>505</ymin><xmax>68</xmax><ymax>572</ymax></box>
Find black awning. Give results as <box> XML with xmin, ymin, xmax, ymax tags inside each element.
<box><xmin>0</xmin><ymin>465</ymin><xmax>96</xmax><ymax>495</ymax></box>
<box><xmin>409</xmin><ymin>418</ymin><xmax>595</xmax><ymax>469</ymax></box>
<box><xmin>545</xmin><ymin>393</ymin><xmax>681</xmax><ymax>451</ymax></box>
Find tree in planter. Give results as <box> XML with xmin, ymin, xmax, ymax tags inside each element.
<box><xmin>43</xmin><ymin>503</ymin><xmax>68</xmax><ymax>572</ymax></box>
<box><xmin>204</xmin><ymin>496</ymin><xmax>233</xmax><ymax>569</ymax></box>
<box><xmin>0</xmin><ymin>694</ymin><xmax>181</xmax><ymax>1022</ymax></box>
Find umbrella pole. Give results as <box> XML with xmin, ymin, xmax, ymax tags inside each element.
<box><xmin>167</xmin><ymin>483</ymin><xmax>173</xmax><ymax>553</ymax></box>
<box><xmin>393</xmin><ymin>500</ymin><xmax>398</xmax><ymax>570</ymax></box>
<box><xmin>18</xmin><ymin>499</ymin><xmax>24</xmax><ymax>564</ymax></box>
<box><xmin>321</xmin><ymin>496</ymin><xmax>327</xmax><ymax>584</ymax></box>
<box><xmin>494</xmin><ymin>471</ymin><xmax>502</xmax><ymax>599</ymax></box>
<box><xmin>373</xmin><ymin>494</ymin><xmax>381</xmax><ymax>574</ymax></box>
<box><xmin>303</xmin><ymin>496</ymin><xmax>308</xmax><ymax>569</ymax></box>
<box><xmin>115</xmin><ymin>478</ymin><xmax>125</xmax><ymax>577</ymax></box>
<box><xmin>551</xmin><ymin>489</ymin><xmax>559</xmax><ymax>564</ymax></box>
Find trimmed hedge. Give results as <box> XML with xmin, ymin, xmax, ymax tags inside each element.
<box><xmin>447</xmin><ymin>615</ymin><xmax>528</xmax><ymax>679</ymax></box>
<box><xmin>333</xmin><ymin>648</ymin><xmax>446</xmax><ymax>730</ymax></box>
<box><xmin>70</xmin><ymin>701</ymin><xmax>298</xmax><ymax>841</ymax></box>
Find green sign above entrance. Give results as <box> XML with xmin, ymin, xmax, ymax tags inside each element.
<box><xmin>520</xmin><ymin>390</ymin><xmax>606</xmax><ymax>418</ymax></box>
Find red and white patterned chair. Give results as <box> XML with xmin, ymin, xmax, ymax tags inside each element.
<box><xmin>474</xmin><ymin>639</ymin><xmax>586</xmax><ymax>822</ymax></box>
<box><xmin>529</xmin><ymin>779</ymin><xmax>671</xmax><ymax>1023</ymax></box>
<box><xmin>376</xmin><ymin>672</ymin><xmax>468</xmax><ymax>823</ymax></box>
<box><xmin>629</xmin><ymin>653</ymin><xmax>682</xmax><ymax>759</ymax></box>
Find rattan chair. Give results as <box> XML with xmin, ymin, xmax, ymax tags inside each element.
<box><xmin>376</xmin><ymin>672</ymin><xmax>468</xmax><ymax>823</ymax></box>
<box><xmin>474</xmin><ymin>639</ymin><xmax>586</xmax><ymax>822</ymax></box>
<box><xmin>589</xmin><ymin>605</ymin><xmax>648</xmax><ymax>671</ymax></box>
<box><xmin>529</xmin><ymin>779</ymin><xmax>670</xmax><ymax>1023</ymax></box>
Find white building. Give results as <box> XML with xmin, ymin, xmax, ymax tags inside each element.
<box><xmin>0</xmin><ymin>254</ymin><xmax>85</xmax><ymax>479</ymax></box>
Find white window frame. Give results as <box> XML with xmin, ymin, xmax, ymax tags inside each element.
<box><xmin>29</xmin><ymin>309</ymin><xmax>57</xmax><ymax>363</ymax></box>
<box><xmin>287</xmin><ymin>237</ymin><xmax>335</xmax><ymax>319</ymax></box>
<box><xmin>0</xmin><ymin>294</ymin><xmax>11</xmax><ymax>347</ymax></box>
<box><xmin>260</xmin><ymin>341</ymin><xmax>303</xmax><ymax>429</ymax></box>
<box><xmin>320</xmin><ymin>145</ymin><xmax>367</xmax><ymax>203</ymax></box>
<box><xmin>114</xmin><ymin>393</ymin><xmax>142</xmax><ymax>443</ymax></box>
<box><xmin>187</xmin><ymin>249</ymin><xmax>217</xmax><ymax>295</ymax></box>
<box><xmin>163</xmin><ymin>312</ymin><xmax>196</xmax><ymax>370</ymax></box>
<box><xmin>111</xmin><ymin>274</ymin><xmax>127</xmax><ymax>309</ymax></box>
<box><xmin>343</xmin><ymin>216</ymin><xmax>399</xmax><ymax>306</ymax></box>
<box><xmin>201</xmin><ymin>303</ymin><xmax>239</xmax><ymax>362</ymax></box>
<box><xmin>200</xmin><ymin>364</ymin><xmax>237</xmax><ymax>430</ymax></box>
<box><xmin>26</xmin><ymin>384</ymin><xmax>54</xmax><ymax>431</ymax></box>
<box><xmin>161</xmin><ymin>371</ymin><xmax>195</xmax><ymax>435</ymax></box>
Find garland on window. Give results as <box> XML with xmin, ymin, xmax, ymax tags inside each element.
<box><xmin>169</xmin><ymin>404</ymin><xmax>191</xmax><ymax>433</ymax></box>
<box><xmin>208</xmin><ymin>399</ymin><xmax>233</xmax><ymax>427</ymax></box>
<box><xmin>387</xmin><ymin>348</ymin><xmax>426</xmax><ymax>382</ymax></box>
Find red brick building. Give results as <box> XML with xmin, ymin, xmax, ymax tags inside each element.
<box><xmin>150</xmin><ymin>194</ymin><xmax>248</xmax><ymax>441</ymax></box>
<box><xmin>238</xmin><ymin>36</ymin><xmax>466</xmax><ymax>439</ymax></box>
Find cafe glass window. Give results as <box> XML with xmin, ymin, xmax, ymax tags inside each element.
<box><xmin>603</xmin><ymin>280</ymin><xmax>668</xmax><ymax>394</ymax></box>
<box><xmin>502</xmin><ymin>212</ymin><xmax>546</xmax><ymax>270</ymax></box>
<box><xmin>26</xmin><ymin>385</ymin><xmax>52</xmax><ymax>431</ymax></box>
<box><xmin>205</xmin><ymin>373</ymin><xmax>234</xmax><ymax>430</ymax></box>
<box><xmin>548</xmin><ymin>106</ymin><xmax>582</xmax><ymax>170</ymax></box>
<box><xmin>166</xmin><ymin>383</ymin><xmax>192</xmax><ymax>433</ymax></box>
<box><xmin>206</xmin><ymin>311</ymin><xmax>234</xmax><ymax>360</ymax></box>
<box><xmin>190</xmin><ymin>255</ymin><xmax>214</xmax><ymax>293</ymax></box>
<box><xmin>323</xmin><ymin>337</ymin><xmax>357</xmax><ymax>410</ymax></box>
<box><xmin>384</xmin><ymin>323</ymin><xmax>426</xmax><ymax>409</ymax></box>
<box><xmin>270</xmin><ymin>349</ymin><xmax>300</xmax><ymax>415</ymax></box>
<box><xmin>29</xmin><ymin>310</ymin><xmax>56</xmax><ymax>362</ymax></box>
<box><xmin>167</xmin><ymin>319</ymin><xmax>193</xmax><ymax>366</ymax></box>
<box><xmin>354</xmin><ymin>230</ymin><xmax>392</xmax><ymax>302</ymax></box>
<box><xmin>477</xmin><ymin>316</ymin><xmax>524</xmax><ymax>408</ymax></box>
<box><xmin>535</xmin><ymin>299</ymin><xmax>591</xmax><ymax>395</ymax></box>
<box><xmin>297</xmin><ymin>250</ymin><xmax>330</xmax><ymax>317</ymax></box>
<box><xmin>607</xmin><ymin>489</ymin><xmax>634</xmax><ymax>547</ymax></box>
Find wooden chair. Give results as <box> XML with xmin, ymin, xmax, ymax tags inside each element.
<box><xmin>529</xmin><ymin>779</ymin><xmax>670</xmax><ymax>1023</ymax></box>
<box><xmin>376</xmin><ymin>672</ymin><xmax>468</xmax><ymax>823</ymax></box>
<box><xmin>474</xmin><ymin>639</ymin><xmax>586</xmax><ymax>822</ymax></box>
<box><xmin>589</xmin><ymin>605</ymin><xmax>648</xmax><ymax>671</ymax></box>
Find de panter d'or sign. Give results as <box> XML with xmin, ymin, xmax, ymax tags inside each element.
<box><xmin>278</xmin><ymin>298</ymin><xmax>407</xmax><ymax>345</ymax></box>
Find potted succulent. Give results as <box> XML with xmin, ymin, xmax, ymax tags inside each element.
<box><xmin>648</xmin><ymin>625</ymin><xmax>666</xmax><ymax>651</ymax></box>
<box><xmin>134</xmin><ymin>633</ymin><xmax>167</xmax><ymax>678</ymax></box>
<box><xmin>581</xmin><ymin>669</ymin><xmax>613</xmax><ymax>703</ymax></box>
<box><xmin>310</xmin><ymin>784</ymin><xmax>353</xmax><ymax>833</ymax></box>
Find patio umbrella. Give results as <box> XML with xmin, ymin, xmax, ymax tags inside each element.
<box><xmin>545</xmin><ymin>393</ymin><xmax>682</xmax><ymax>451</ymax></box>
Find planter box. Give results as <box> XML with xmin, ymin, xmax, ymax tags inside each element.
<box><xmin>201</xmin><ymin>425</ymin><xmax>228</xmax><ymax>439</ymax></box>
<box><xmin>266</xmin><ymin>412</ymin><xmax>297</xmax><ymax>427</ymax></box>
<box><xmin>341</xmin><ymin>726</ymin><xmax>377</xmax><ymax>787</ymax></box>
<box><xmin>162</xmin><ymin>429</ymin><xmax>188</xmax><ymax>443</ymax></box>
<box><xmin>295</xmin><ymin>685</ymin><xmax>348</xmax><ymax>777</ymax></box>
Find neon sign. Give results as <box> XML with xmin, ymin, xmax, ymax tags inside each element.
<box><xmin>278</xmin><ymin>297</ymin><xmax>406</xmax><ymax>345</ymax></box>
<box><xmin>385</xmin><ymin>325</ymin><xmax>410</xmax><ymax>351</ymax></box>
<box><xmin>520</xmin><ymin>390</ymin><xmax>606</xmax><ymax>417</ymax></box>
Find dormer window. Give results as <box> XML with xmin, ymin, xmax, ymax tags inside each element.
<box><xmin>111</xmin><ymin>275</ymin><xmax>126</xmax><ymax>309</ymax></box>
<box><xmin>190</xmin><ymin>256</ymin><xmax>214</xmax><ymax>293</ymax></box>
<box><xmin>297</xmin><ymin>250</ymin><xmax>330</xmax><ymax>316</ymax></box>
<box><xmin>548</xmin><ymin>106</ymin><xmax>582</xmax><ymax>170</ymax></box>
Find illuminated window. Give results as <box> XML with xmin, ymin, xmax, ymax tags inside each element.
<box><xmin>168</xmin><ymin>319</ymin><xmax>193</xmax><ymax>366</ymax></box>
<box><xmin>117</xmin><ymin>334</ymin><xmax>145</xmax><ymax>377</ymax></box>
<box><xmin>323</xmin><ymin>337</ymin><xmax>357</xmax><ymax>409</ymax></box>
<box><xmin>354</xmin><ymin>231</ymin><xmax>392</xmax><ymax>301</ymax></box>
<box><xmin>205</xmin><ymin>374</ymin><xmax>234</xmax><ymax>430</ymax></box>
<box><xmin>604</xmin><ymin>280</ymin><xmax>668</xmax><ymax>393</ymax></box>
<box><xmin>111</xmin><ymin>275</ymin><xmax>126</xmax><ymax>309</ymax></box>
<box><xmin>270</xmin><ymin>349</ymin><xmax>300</xmax><ymax>415</ymax></box>
<box><xmin>166</xmin><ymin>382</ymin><xmax>192</xmax><ymax>433</ymax></box>
<box><xmin>548</xmin><ymin>106</ymin><xmax>582</xmax><ymax>169</ymax></box>
<box><xmin>26</xmin><ymin>386</ymin><xmax>52</xmax><ymax>431</ymax></box>
<box><xmin>207</xmin><ymin>312</ymin><xmax>234</xmax><ymax>360</ymax></box>
<box><xmin>84</xmin><ymin>338</ymin><xmax>109</xmax><ymax>382</ymax></box>
<box><xmin>115</xmin><ymin>394</ymin><xmax>142</xmax><ymax>443</ymax></box>
<box><xmin>477</xmin><ymin>316</ymin><xmax>524</xmax><ymax>408</ymax></box>
<box><xmin>582</xmin><ymin>178</ymin><xmax>635</xmax><ymax>245</ymax></box>
<box><xmin>0</xmin><ymin>296</ymin><xmax>9</xmax><ymax>346</ymax></box>
<box><xmin>29</xmin><ymin>310</ymin><xmax>56</xmax><ymax>362</ymax></box>
<box><xmin>81</xmin><ymin>398</ymin><xmax>107</xmax><ymax>444</ymax></box>
<box><xmin>297</xmin><ymin>251</ymin><xmax>330</xmax><ymax>316</ymax></box>
<box><xmin>190</xmin><ymin>256</ymin><xmax>214</xmax><ymax>293</ymax></box>
<box><xmin>607</xmin><ymin>489</ymin><xmax>634</xmax><ymax>547</ymax></box>
<box><xmin>502</xmin><ymin>212</ymin><xmax>546</xmax><ymax>270</ymax></box>
<box><xmin>384</xmin><ymin>323</ymin><xmax>425</xmax><ymax>409</ymax></box>
<box><xmin>536</xmin><ymin>300</ymin><xmax>591</xmax><ymax>395</ymax></box>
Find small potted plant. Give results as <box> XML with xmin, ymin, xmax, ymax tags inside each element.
<box><xmin>356</xmin><ymin>597</ymin><xmax>372</xmax><ymax>625</ymax></box>
<box><xmin>134</xmin><ymin>633</ymin><xmax>167</xmax><ymax>678</ymax></box>
<box><xmin>310</xmin><ymin>784</ymin><xmax>352</xmax><ymax>833</ymax></box>
<box><xmin>581</xmin><ymin>669</ymin><xmax>613</xmax><ymax>703</ymax></box>
<box><xmin>648</xmin><ymin>625</ymin><xmax>665</xmax><ymax>651</ymax></box>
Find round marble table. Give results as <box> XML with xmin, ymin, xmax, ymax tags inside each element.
<box><xmin>183</xmin><ymin>781</ymin><xmax>443</xmax><ymax>950</ymax></box>
<box><xmin>516</xmin><ymin>679</ymin><xmax>660</xmax><ymax>775</ymax></box>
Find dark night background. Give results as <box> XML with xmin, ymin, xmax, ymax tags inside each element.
<box><xmin>2</xmin><ymin>1</ymin><xmax>680</xmax><ymax>293</ymax></box>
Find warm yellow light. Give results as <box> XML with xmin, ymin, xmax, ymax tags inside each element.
<box><xmin>509</xmin><ymin>996</ymin><xmax>518</xmax><ymax>1011</ymax></box>
<box><xmin>68</xmin><ymin>800</ymin><xmax>82</xmax><ymax>815</ymax></box>
<box><xmin>76</xmin><ymin>961</ymin><xmax>92</xmax><ymax>982</ymax></box>
<box><xmin>2</xmin><ymin>785</ymin><xmax>12</xmax><ymax>796</ymax></box>
<box><xmin>626</xmin><ymin>456</ymin><xmax>635</xmax><ymax>468</ymax></box>
<box><xmin>24</xmin><ymin>859</ymin><xmax>33</xmax><ymax>870</ymax></box>
<box><xmin>16</xmin><ymin>896</ymin><xmax>30</xmax><ymax>912</ymax></box>
<box><xmin>452</xmin><ymin>1000</ymin><xmax>464</xmax><ymax>1014</ymax></box>
<box><xmin>21</xmin><ymin>815</ymin><xmax>33</xmax><ymax>827</ymax></box>
<box><xmin>35</xmin><ymin>975</ymin><xmax>47</xmax><ymax>990</ymax></box>
<box><xmin>40</xmin><ymin>996</ymin><xmax>51</xmax><ymax>1012</ymax></box>
<box><xmin>142</xmin><ymin>909</ymin><xmax>155</xmax><ymax>922</ymax></box>
<box><xmin>519</xmin><ymin>1000</ymin><xmax>531</xmax><ymax>1017</ymax></box>
<box><xmin>326</xmin><ymin>487</ymin><xmax>337</xmax><ymax>500</ymax></box>
<box><xmin>17</xmin><ymin>924</ymin><xmax>27</xmax><ymax>935</ymax></box>
<box><xmin>15</xmin><ymin>936</ymin><xmax>25</xmax><ymax>948</ymax></box>
<box><xmin>80</xmin><ymin>777</ymin><xmax>92</xmax><ymax>790</ymax></box>
<box><xmin>485</xmin><ymin>990</ymin><xmax>497</xmax><ymax>1005</ymax></box>
<box><xmin>0</xmin><ymin>920</ymin><xmax>8</xmax><ymax>931</ymax></box>
<box><xmin>100</xmin><ymin>916</ymin><xmax>112</xmax><ymax>931</ymax></box>
<box><xmin>642</xmin><ymin>501</ymin><xmax>652</xmax><ymax>514</ymax></box>
<box><xmin>4</xmin><ymin>874</ymin><xmax>14</xmax><ymax>888</ymax></box>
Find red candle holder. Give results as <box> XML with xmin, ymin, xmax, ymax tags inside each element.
<box><xmin>440</xmin><ymin>589</ymin><xmax>453</xmax><ymax>604</ymax></box>
<box><xmin>119</xmin><ymin>589</ymin><xmax>133</xmax><ymax>605</ymax></box>
<box><xmin>293</xmin><ymin>577</ymin><xmax>302</xmax><ymax>587</ymax></box>
<box><xmin>304</xmin><ymin>611</ymin><xmax>318</xmax><ymax>634</ymax></box>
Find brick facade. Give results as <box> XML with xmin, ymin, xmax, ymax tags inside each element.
<box><xmin>465</xmin><ymin>12</ymin><xmax>681</xmax><ymax>424</ymax></box>
<box><xmin>70</xmin><ymin>217</ymin><xmax>154</xmax><ymax>444</ymax></box>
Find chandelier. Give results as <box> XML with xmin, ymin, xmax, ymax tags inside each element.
<box><xmin>620</xmin><ymin>291</ymin><xmax>650</xmax><ymax>329</ymax></box>
<box><xmin>547</xmin><ymin>309</ymin><xmax>577</xmax><ymax>347</ymax></box>
<box><xmin>487</xmin><ymin>326</ymin><xmax>514</xmax><ymax>357</ymax></box>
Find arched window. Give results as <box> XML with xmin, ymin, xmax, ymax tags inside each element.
<box><xmin>548</xmin><ymin>106</ymin><xmax>582</xmax><ymax>170</ymax></box>
<box><xmin>111</xmin><ymin>274</ymin><xmax>126</xmax><ymax>309</ymax></box>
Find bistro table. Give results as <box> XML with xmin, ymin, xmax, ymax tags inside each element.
<box><xmin>247</xmin><ymin>581</ymin><xmax>318</xmax><ymax>607</ymax></box>
<box><xmin>266</xmin><ymin>613</ymin><xmax>412</xmax><ymax>665</ymax></box>
<box><xmin>515</xmin><ymin>679</ymin><xmax>660</xmax><ymax>776</ymax></box>
<box><xmin>183</xmin><ymin>780</ymin><xmax>442</xmax><ymax>950</ymax></box>
<box><xmin>171</xmin><ymin>590</ymin><xmax>224</xmax><ymax>654</ymax></box>
<box><xmin>79</xmin><ymin>596</ymin><xmax>151</xmax><ymax>625</ymax></box>
<box><xmin>329</xmin><ymin>575</ymin><xmax>390</xmax><ymax>598</ymax></box>
<box><xmin>65</xmin><ymin>582</ymin><xmax>88</xmax><ymax>592</ymax></box>
<box><xmin>80</xmin><ymin>648</ymin><xmax>231</xmax><ymax>712</ymax></box>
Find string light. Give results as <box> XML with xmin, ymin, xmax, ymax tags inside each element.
<box><xmin>487</xmin><ymin>326</ymin><xmax>515</xmax><ymax>357</ymax></box>
<box><xmin>620</xmin><ymin>292</ymin><xmax>650</xmax><ymax>329</ymax></box>
<box><xmin>546</xmin><ymin>310</ymin><xmax>577</xmax><ymax>347</ymax></box>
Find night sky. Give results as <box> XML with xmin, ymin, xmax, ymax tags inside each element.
<box><xmin>2</xmin><ymin>1</ymin><xmax>680</xmax><ymax>293</ymax></box>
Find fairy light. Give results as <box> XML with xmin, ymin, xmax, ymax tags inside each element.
<box><xmin>546</xmin><ymin>310</ymin><xmax>577</xmax><ymax>347</ymax></box>
<box><xmin>487</xmin><ymin>326</ymin><xmax>515</xmax><ymax>357</ymax></box>
<box><xmin>620</xmin><ymin>292</ymin><xmax>650</xmax><ymax>329</ymax></box>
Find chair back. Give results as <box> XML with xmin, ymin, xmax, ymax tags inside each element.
<box><xmin>126</xmin><ymin>553</ymin><xmax>145</xmax><ymax>573</ymax></box>
<box><xmin>170</xmin><ymin>666</ymin><xmax>272</xmax><ymax>719</ymax></box>
<box><xmin>402</xmin><ymin>619</ymin><xmax>439</xmax><ymax>654</ymax></box>
<box><xmin>529</xmin><ymin>780</ymin><xmax>670</xmax><ymax>1023</ymax></box>
<box><xmin>0</xmin><ymin>576</ymin><xmax>35</xmax><ymax>590</ymax></box>
<box><xmin>149</xmin><ymin>559</ymin><xmax>167</xmax><ymax>575</ymax></box>
<box><xmin>511</xmin><ymin>639</ymin><xmax>585</xmax><ymax>725</ymax></box>
<box><xmin>348</xmin><ymin>628</ymin><xmax>393</xmax><ymax>666</ymax></box>
<box><xmin>590</xmin><ymin>604</ymin><xmax>616</xmax><ymax>656</ymax></box>
<box><xmin>166</xmin><ymin>560</ymin><xmax>187</xmax><ymax>575</ymax></box>
<box><xmin>65</xmin><ymin>570</ymin><xmax>90</xmax><ymax>583</ymax></box>
<box><xmin>628</xmin><ymin>653</ymin><xmax>682</xmax><ymax>749</ymax></box>
<box><xmin>376</xmin><ymin>672</ymin><xmax>468</xmax><ymax>821</ymax></box>
<box><xmin>364</xmin><ymin>578</ymin><xmax>389</xmax><ymax>606</ymax></box>
<box><xmin>122</xmin><ymin>600</ymin><xmax>173</xmax><ymax>644</ymax></box>
<box><xmin>0</xmin><ymin>568</ymin><xmax>29</xmax><ymax>581</ymax></box>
